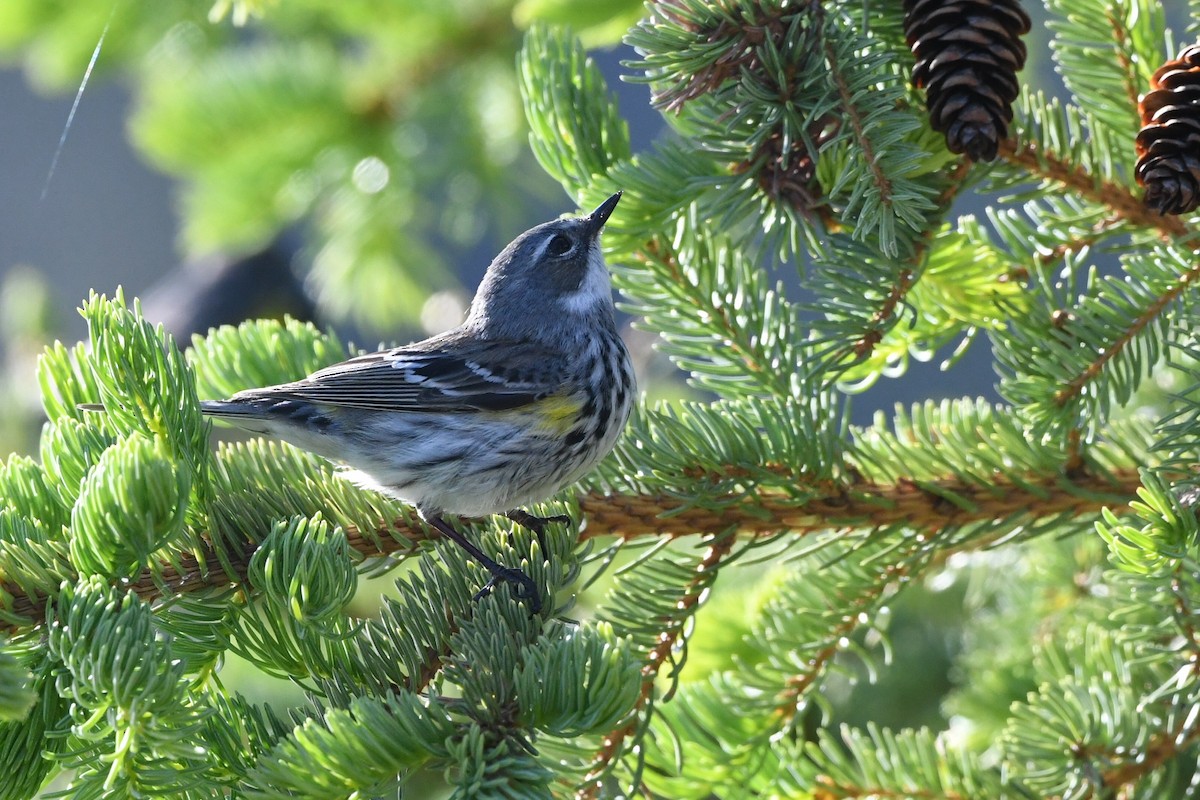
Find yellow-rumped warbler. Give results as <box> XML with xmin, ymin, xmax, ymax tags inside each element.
<box><xmin>201</xmin><ymin>193</ymin><xmax>634</xmax><ymax>612</ymax></box>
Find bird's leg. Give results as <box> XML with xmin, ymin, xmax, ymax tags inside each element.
<box><xmin>505</xmin><ymin>509</ymin><xmax>571</xmax><ymax>557</ymax></box>
<box><xmin>424</xmin><ymin>514</ymin><xmax>541</xmax><ymax>614</ymax></box>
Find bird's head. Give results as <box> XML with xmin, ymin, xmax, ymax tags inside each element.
<box><xmin>466</xmin><ymin>192</ymin><xmax>622</xmax><ymax>339</ymax></box>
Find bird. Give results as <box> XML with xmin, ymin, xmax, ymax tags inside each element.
<box><xmin>200</xmin><ymin>192</ymin><xmax>634</xmax><ymax>613</ymax></box>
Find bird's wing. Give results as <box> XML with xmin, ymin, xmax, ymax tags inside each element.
<box><xmin>234</xmin><ymin>333</ymin><xmax>570</xmax><ymax>413</ymax></box>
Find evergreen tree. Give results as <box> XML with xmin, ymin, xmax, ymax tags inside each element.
<box><xmin>2</xmin><ymin>0</ymin><xmax>1200</xmax><ymax>797</ymax></box>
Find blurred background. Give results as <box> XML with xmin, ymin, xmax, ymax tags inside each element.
<box><xmin>0</xmin><ymin>1</ymin><xmax>673</xmax><ymax>459</ymax></box>
<box><xmin>0</xmin><ymin>0</ymin><xmax>1082</xmax><ymax>462</ymax></box>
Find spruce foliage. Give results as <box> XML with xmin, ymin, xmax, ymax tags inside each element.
<box><xmin>2</xmin><ymin>0</ymin><xmax>1200</xmax><ymax>797</ymax></box>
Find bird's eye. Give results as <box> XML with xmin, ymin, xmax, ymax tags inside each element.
<box><xmin>547</xmin><ymin>234</ymin><xmax>574</xmax><ymax>257</ymax></box>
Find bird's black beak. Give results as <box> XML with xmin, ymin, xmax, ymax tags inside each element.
<box><xmin>584</xmin><ymin>191</ymin><xmax>622</xmax><ymax>238</ymax></box>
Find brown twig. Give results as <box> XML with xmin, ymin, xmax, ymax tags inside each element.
<box><xmin>823</xmin><ymin>36</ymin><xmax>891</xmax><ymax>222</ymax></box>
<box><xmin>1105</xmin><ymin>8</ymin><xmax>1145</xmax><ymax>124</ymax></box>
<box><xmin>1052</xmin><ymin>256</ymin><xmax>1200</xmax><ymax>408</ymax></box>
<box><xmin>852</xmin><ymin>269</ymin><xmax>916</xmax><ymax>359</ymax></box>
<box><xmin>812</xmin><ymin>782</ymin><xmax>965</xmax><ymax>800</ymax></box>
<box><xmin>999</xmin><ymin>139</ymin><xmax>1189</xmax><ymax>238</ymax></box>
<box><xmin>848</xmin><ymin>160</ymin><xmax>970</xmax><ymax>361</ymax></box>
<box><xmin>1034</xmin><ymin>215</ymin><xmax>1128</xmax><ymax>272</ymax></box>
<box><xmin>648</xmin><ymin>1</ymin><xmax>806</xmax><ymax>112</ymax></box>
<box><xmin>1097</xmin><ymin>721</ymin><xmax>1200</xmax><ymax>793</ymax></box>
<box><xmin>772</xmin><ymin>559</ymin><xmax>911</xmax><ymax>728</ymax></box>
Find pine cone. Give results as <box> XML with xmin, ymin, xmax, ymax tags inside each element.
<box><xmin>1136</xmin><ymin>44</ymin><xmax>1200</xmax><ymax>215</ymax></box>
<box><xmin>904</xmin><ymin>0</ymin><xmax>1031</xmax><ymax>162</ymax></box>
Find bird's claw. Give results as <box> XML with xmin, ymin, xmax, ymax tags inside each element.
<box><xmin>505</xmin><ymin>509</ymin><xmax>572</xmax><ymax>555</ymax></box>
<box><xmin>473</xmin><ymin>566</ymin><xmax>542</xmax><ymax>614</ymax></box>
<box><xmin>506</xmin><ymin>510</ymin><xmax>571</xmax><ymax>534</ymax></box>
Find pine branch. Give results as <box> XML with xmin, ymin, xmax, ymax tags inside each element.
<box><xmin>1052</xmin><ymin>256</ymin><xmax>1200</xmax><ymax>409</ymax></box>
<box><xmin>633</xmin><ymin>0</ymin><xmax>798</xmax><ymax>113</ymax></box>
<box><xmin>577</xmin><ymin>533</ymin><xmax>739</xmax><ymax>800</ymax></box>
<box><xmin>1032</xmin><ymin>213</ymin><xmax>1127</xmax><ymax>273</ymax></box>
<box><xmin>580</xmin><ymin>466</ymin><xmax>1135</xmax><ymax>539</ymax></box>
<box><xmin>1168</xmin><ymin>562</ymin><xmax>1200</xmax><ymax>663</ymax></box>
<box><xmin>996</xmin><ymin>239</ymin><xmax>1200</xmax><ymax>436</ymax></box>
<box><xmin>13</xmin><ymin>6</ymin><xmax>1200</xmax><ymax>793</ymax></box>
<box><xmin>790</xmin><ymin>723</ymin><xmax>999</xmax><ymax>799</ymax></box>
<box><xmin>838</xmin><ymin>161</ymin><xmax>969</xmax><ymax>365</ymax></box>
<box><xmin>998</xmin><ymin>138</ymin><xmax>1188</xmax><ymax>236</ymax></box>
<box><xmin>1098</xmin><ymin>717</ymin><xmax>1200</xmax><ymax>794</ymax></box>
<box><xmin>2</xmin><ymin>468</ymin><xmax>1138</xmax><ymax>633</ymax></box>
<box><xmin>1104</xmin><ymin>6</ymin><xmax>1144</xmax><ymax>117</ymax></box>
<box><xmin>820</xmin><ymin>20</ymin><xmax>893</xmax><ymax>236</ymax></box>
<box><xmin>768</xmin><ymin>554</ymin><xmax>907</xmax><ymax>730</ymax></box>
<box><xmin>633</xmin><ymin>239</ymin><xmax>792</xmax><ymax>397</ymax></box>
<box><xmin>850</xmin><ymin>268</ymin><xmax>914</xmax><ymax>361</ymax></box>
<box><xmin>632</xmin><ymin>534</ymin><xmax>940</xmax><ymax>796</ymax></box>
<box><xmin>1045</xmin><ymin>0</ymin><xmax>1164</xmax><ymax>143</ymax></box>
<box><xmin>627</xmin><ymin>1</ymin><xmax>936</xmax><ymax>252</ymax></box>
<box><xmin>811</xmin><ymin>780</ymin><xmax>966</xmax><ymax>799</ymax></box>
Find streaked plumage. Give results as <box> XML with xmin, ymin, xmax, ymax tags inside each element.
<box><xmin>201</xmin><ymin>193</ymin><xmax>634</xmax><ymax>611</ymax></box>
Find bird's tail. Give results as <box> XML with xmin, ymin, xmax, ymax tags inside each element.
<box><xmin>79</xmin><ymin>400</ymin><xmax>264</xmax><ymax>418</ymax></box>
<box><xmin>201</xmin><ymin>397</ymin><xmax>333</xmax><ymax>439</ymax></box>
<box><xmin>83</xmin><ymin>398</ymin><xmax>323</xmax><ymax>439</ymax></box>
<box><xmin>199</xmin><ymin>399</ymin><xmax>264</xmax><ymax>418</ymax></box>
<box><xmin>198</xmin><ymin>398</ymin><xmax>295</xmax><ymax>437</ymax></box>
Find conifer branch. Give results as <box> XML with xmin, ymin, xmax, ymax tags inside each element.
<box><xmin>1170</xmin><ymin>570</ymin><xmax>1200</xmax><ymax>662</ymax></box>
<box><xmin>851</xmin><ymin>268</ymin><xmax>916</xmax><ymax>359</ymax></box>
<box><xmin>998</xmin><ymin>138</ymin><xmax>1189</xmax><ymax>236</ymax></box>
<box><xmin>810</xmin><ymin>782</ymin><xmax>965</xmax><ymax>800</ymax></box>
<box><xmin>1085</xmin><ymin>489</ymin><xmax>1200</xmax><ymax>795</ymax></box>
<box><xmin>848</xmin><ymin>161</ymin><xmax>968</xmax><ymax>361</ymax></box>
<box><xmin>1096</xmin><ymin>720</ymin><xmax>1200</xmax><ymax>794</ymax></box>
<box><xmin>1064</xmin><ymin>428</ymin><xmax>1085</xmax><ymax>475</ymax></box>
<box><xmin>2</xmin><ymin>468</ymin><xmax>1138</xmax><ymax>633</ymax></box>
<box><xmin>1105</xmin><ymin>8</ymin><xmax>1144</xmax><ymax>117</ymax></box>
<box><xmin>1051</xmin><ymin>257</ymin><xmax>1200</xmax><ymax>408</ymax></box>
<box><xmin>1087</xmin><ymin>564</ymin><xmax>1200</xmax><ymax>793</ymax></box>
<box><xmin>822</xmin><ymin>33</ymin><xmax>890</xmax><ymax>226</ymax></box>
<box><xmin>1035</xmin><ymin>214</ymin><xmax>1126</xmax><ymax>271</ymax></box>
<box><xmin>642</xmin><ymin>0</ymin><xmax>803</xmax><ymax>112</ymax></box>
<box><xmin>637</xmin><ymin>240</ymin><xmax>790</xmax><ymax>396</ymax></box>
<box><xmin>9</xmin><ymin>5</ymin><xmax>1200</xmax><ymax>795</ymax></box>
<box><xmin>577</xmin><ymin>533</ymin><xmax>739</xmax><ymax>800</ymax></box>
<box><xmin>770</xmin><ymin>558</ymin><xmax>905</xmax><ymax>729</ymax></box>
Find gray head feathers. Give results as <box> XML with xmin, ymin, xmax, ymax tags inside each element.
<box><xmin>466</xmin><ymin>193</ymin><xmax>621</xmax><ymax>342</ymax></box>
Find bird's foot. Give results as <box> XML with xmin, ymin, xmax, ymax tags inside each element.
<box><xmin>505</xmin><ymin>509</ymin><xmax>571</xmax><ymax>555</ymax></box>
<box><xmin>473</xmin><ymin>565</ymin><xmax>542</xmax><ymax>614</ymax></box>
<box><xmin>505</xmin><ymin>508</ymin><xmax>571</xmax><ymax>533</ymax></box>
<box><xmin>424</xmin><ymin>513</ymin><xmax>542</xmax><ymax>614</ymax></box>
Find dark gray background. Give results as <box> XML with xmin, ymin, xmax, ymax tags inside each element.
<box><xmin>0</xmin><ymin>68</ymin><xmax>177</xmax><ymax>339</ymax></box>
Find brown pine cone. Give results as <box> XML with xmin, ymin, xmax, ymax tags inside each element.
<box><xmin>1136</xmin><ymin>43</ymin><xmax>1200</xmax><ymax>215</ymax></box>
<box><xmin>904</xmin><ymin>0</ymin><xmax>1031</xmax><ymax>162</ymax></box>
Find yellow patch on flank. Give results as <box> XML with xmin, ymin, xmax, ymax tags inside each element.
<box><xmin>532</xmin><ymin>394</ymin><xmax>583</xmax><ymax>435</ymax></box>
<box><xmin>481</xmin><ymin>393</ymin><xmax>582</xmax><ymax>435</ymax></box>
